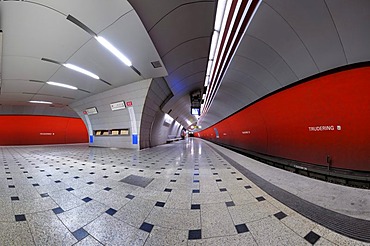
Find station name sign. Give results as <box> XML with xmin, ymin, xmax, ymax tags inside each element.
<box><xmin>110</xmin><ymin>101</ymin><xmax>126</xmax><ymax>111</ymax></box>
<box><xmin>308</xmin><ymin>125</ymin><xmax>341</xmax><ymax>132</ymax></box>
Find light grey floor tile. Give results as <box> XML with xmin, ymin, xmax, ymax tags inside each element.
<box><xmin>144</xmin><ymin>226</ymin><xmax>187</xmax><ymax>246</ymax></box>
<box><xmin>146</xmin><ymin>207</ymin><xmax>201</xmax><ymax>230</ymax></box>
<box><xmin>84</xmin><ymin>213</ymin><xmax>148</xmax><ymax>246</ymax></box>
<box><xmin>73</xmin><ymin>235</ymin><xmax>103</xmax><ymax>246</ymax></box>
<box><xmin>201</xmin><ymin>203</ymin><xmax>237</xmax><ymax>238</ymax></box>
<box><xmin>57</xmin><ymin>200</ymin><xmax>108</xmax><ymax>232</ymax></box>
<box><xmin>114</xmin><ymin>197</ymin><xmax>155</xmax><ymax>228</ymax></box>
<box><xmin>0</xmin><ymin>221</ymin><xmax>35</xmax><ymax>246</ymax></box>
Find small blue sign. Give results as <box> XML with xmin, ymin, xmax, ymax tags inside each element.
<box><xmin>89</xmin><ymin>135</ymin><xmax>94</xmax><ymax>143</ymax></box>
<box><xmin>132</xmin><ymin>134</ymin><xmax>138</xmax><ymax>144</ymax></box>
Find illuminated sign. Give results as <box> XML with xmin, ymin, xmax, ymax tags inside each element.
<box><xmin>110</xmin><ymin>101</ymin><xmax>126</xmax><ymax>111</ymax></box>
<box><xmin>126</xmin><ymin>101</ymin><xmax>133</xmax><ymax>107</ymax></box>
<box><xmin>308</xmin><ymin>125</ymin><xmax>341</xmax><ymax>132</ymax></box>
<box><xmin>191</xmin><ymin>107</ymin><xmax>200</xmax><ymax>115</ymax></box>
<box><xmin>85</xmin><ymin>107</ymin><xmax>98</xmax><ymax>115</ymax></box>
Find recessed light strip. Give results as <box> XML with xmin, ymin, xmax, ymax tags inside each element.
<box><xmin>47</xmin><ymin>81</ymin><xmax>78</xmax><ymax>90</ymax></box>
<box><xmin>63</xmin><ymin>63</ymin><xmax>99</xmax><ymax>80</ymax></box>
<box><xmin>201</xmin><ymin>0</ymin><xmax>261</xmax><ymax>121</ymax></box>
<box><xmin>29</xmin><ymin>100</ymin><xmax>52</xmax><ymax>104</ymax></box>
<box><xmin>94</xmin><ymin>36</ymin><xmax>132</xmax><ymax>67</ymax></box>
<box><xmin>66</xmin><ymin>15</ymin><xmax>139</xmax><ymax>75</ymax></box>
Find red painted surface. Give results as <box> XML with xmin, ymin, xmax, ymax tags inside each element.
<box><xmin>198</xmin><ymin>67</ymin><xmax>370</xmax><ymax>172</ymax></box>
<box><xmin>0</xmin><ymin>115</ymin><xmax>88</xmax><ymax>145</ymax></box>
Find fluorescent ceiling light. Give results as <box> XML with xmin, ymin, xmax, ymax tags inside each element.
<box><xmin>95</xmin><ymin>36</ymin><xmax>132</xmax><ymax>67</ymax></box>
<box><xmin>214</xmin><ymin>0</ymin><xmax>228</xmax><ymax>31</ymax></box>
<box><xmin>209</xmin><ymin>31</ymin><xmax>219</xmax><ymax>60</ymax></box>
<box><xmin>47</xmin><ymin>81</ymin><xmax>78</xmax><ymax>90</ymax></box>
<box><xmin>29</xmin><ymin>100</ymin><xmax>52</xmax><ymax>104</ymax></box>
<box><xmin>63</xmin><ymin>63</ymin><xmax>99</xmax><ymax>80</ymax></box>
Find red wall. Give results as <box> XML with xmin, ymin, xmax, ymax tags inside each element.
<box><xmin>0</xmin><ymin>115</ymin><xmax>88</xmax><ymax>145</ymax></box>
<box><xmin>198</xmin><ymin>67</ymin><xmax>370</xmax><ymax>172</ymax></box>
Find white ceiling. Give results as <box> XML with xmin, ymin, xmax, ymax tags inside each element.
<box><xmin>1</xmin><ymin>0</ymin><xmax>369</xmax><ymax>129</ymax></box>
<box><xmin>0</xmin><ymin>0</ymin><xmax>167</xmax><ymax>106</ymax></box>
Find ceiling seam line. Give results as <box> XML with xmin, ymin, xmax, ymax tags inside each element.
<box><xmin>323</xmin><ymin>0</ymin><xmax>348</xmax><ymax>64</ymax></box>
<box><xmin>161</xmin><ymin>36</ymin><xmax>211</xmax><ymax>59</ymax></box>
<box><xmin>246</xmin><ymin>34</ymin><xmax>299</xmax><ymax>80</ymax></box>
<box><xmin>263</xmin><ymin>2</ymin><xmax>320</xmax><ymax>73</ymax></box>
<box><xmin>234</xmin><ymin>54</ymin><xmax>284</xmax><ymax>87</ymax></box>
<box><xmin>168</xmin><ymin>57</ymin><xmax>208</xmax><ymax>76</ymax></box>
<box><xmin>147</xmin><ymin>1</ymin><xmax>215</xmax><ymax>33</ymax></box>
<box><xmin>23</xmin><ymin>0</ymin><xmax>67</xmax><ymax>16</ymax></box>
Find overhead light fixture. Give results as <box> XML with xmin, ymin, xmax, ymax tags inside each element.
<box><xmin>47</xmin><ymin>81</ymin><xmax>78</xmax><ymax>90</ymax></box>
<box><xmin>29</xmin><ymin>100</ymin><xmax>52</xmax><ymax>104</ymax></box>
<box><xmin>95</xmin><ymin>36</ymin><xmax>132</xmax><ymax>67</ymax></box>
<box><xmin>214</xmin><ymin>0</ymin><xmax>228</xmax><ymax>31</ymax></box>
<box><xmin>63</xmin><ymin>63</ymin><xmax>99</xmax><ymax>80</ymax></box>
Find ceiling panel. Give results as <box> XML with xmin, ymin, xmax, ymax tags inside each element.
<box><xmin>1</xmin><ymin>2</ymin><xmax>90</xmax><ymax>60</ymax></box>
<box><xmin>325</xmin><ymin>0</ymin><xmax>370</xmax><ymax>63</ymax></box>
<box><xmin>30</xmin><ymin>0</ymin><xmax>133</xmax><ymax>34</ymax></box>
<box><xmin>2</xmin><ymin>80</ymin><xmax>44</xmax><ymax>93</ymax></box>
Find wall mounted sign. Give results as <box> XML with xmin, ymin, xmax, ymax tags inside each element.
<box><xmin>126</xmin><ymin>101</ymin><xmax>133</xmax><ymax>107</ymax></box>
<box><xmin>85</xmin><ymin>107</ymin><xmax>98</xmax><ymax>115</ymax></box>
<box><xmin>110</xmin><ymin>101</ymin><xmax>126</xmax><ymax>111</ymax></box>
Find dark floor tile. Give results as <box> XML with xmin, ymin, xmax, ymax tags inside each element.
<box><xmin>155</xmin><ymin>201</ymin><xmax>165</xmax><ymax>207</ymax></box>
<box><xmin>11</xmin><ymin>196</ymin><xmax>19</xmax><ymax>201</ymax></box>
<box><xmin>73</xmin><ymin>228</ymin><xmax>89</xmax><ymax>241</ymax></box>
<box><xmin>74</xmin><ymin>176</ymin><xmax>80</xmax><ymax>179</ymax></box>
<box><xmin>40</xmin><ymin>193</ymin><xmax>49</xmax><ymax>198</ymax></box>
<box><xmin>86</xmin><ymin>181</ymin><xmax>94</xmax><ymax>185</ymax></box>
<box><xmin>55</xmin><ymin>180</ymin><xmax>61</xmax><ymax>183</ymax></box>
<box><xmin>46</xmin><ymin>174</ymin><xmax>52</xmax><ymax>177</ymax></box>
<box><xmin>236</xmin><ymin>177</ymin><xmax>243</xmax><ymax>180</ymax></box>
<box><xmin>231</xmin><ymin>172</ymin><xmax>236</xmax><ymax>174</ymax></box>
<box><xmin>219</xmin><ymin>188</ymin><xmax>227</xmax><ymax>192</ymax></box>
<box><xmin>225</xmin><ymin>201</ymin><xmax>235</xmax><ymax>207</ymax></box>
<box><xmin>82</xmin><ymin>197</ymin><xmax>92</xmax><ymax>203</ymax></box>
<box><xmin>191</xmin><ymin>204</ymin><xmax>201</xmax><ymax>210</ymax></box>
<box><xmin>188</xmin><ymin>229</ymin><xmax>201</xmax><ymax>240</ymax></box>
<box><xmin>106</xmin><ymin>208</ymin><xmax>117</xmax><ymax>216</ymax></box>
<box><xmin>192</xmin><ymin>189</ymin><xmax>200</xmax><ymax>193</ymax></box>
<box><xmin>66</xmin><ymin>187</ymin><xmax>74</xmax><ymax>192</ymax></box>
<box><xmin>256</xmin><ymin>196</ymin><xmax>266</xmax><ymax>202</ymax></box>
<box><xmin>164</xmin><ymin>188</ymin><xmax>172</xmax><ymax>192</ymax></box>
<box><xmin>104</xmin><ymin>187</ymin><xmax>112</xmax><ymax>191</ymax></box>
<box><xmin>244</xmin><ymin>185</ymin><xmax>252</xmax><ymax>189</ymax></box>
<box><xmin>213</xmin><ymin>173</ymin><xmax>218</xmax><ymax>175</ymax></box>
<box><xmin>52</xmin><ymin>207</ymin><xmax>64</xmax><ymax>214</ymax></box>
<box><xmin>304</xmin><ymin>231</ymin><xmax>321</xmax><ymax>245</ymax></box>
<box><xmin>170</xmin><ymin>180</ymin><xmax>176</xmax><ymax>182</ymax></box>
<box><xmin>139</xmin><ymin>222</ymin><xmax>154</xmax><ymax>233</ymax></box>
<box><xmin>155</xmin><ymin>172</ymin><xmax>161</xmax><ymax>174</ymax></box>
<box><xmin>103</xmin><ymin>176</ymin><xmax>109</xmax><ymax>178</ymax></box>
<box><xmin>8</xmin><ymin>185</ymin><xmax>15</xmax><ymax>188</ymax></box>
<box><xmin>194</xmin><ymin>173</ymin><xmax>199</xmax><ymax>176</ymax></box>
<box><xmin>125</xmin><ymin>194</ymin><xmax>135</xmax><ymax>200</ymax></box>
<box><xmin>216</xmin><ymin>179</ymin><xmax>222</xmax><ymax>182</ymax></box>
<box><xmin>15</xmin><ymin>214</ymin><xmax>26</xmax><ymax>222</ymax></box>
<box><xmin>193</xmin><ymin>180</ymin><xmax>199</xmax><ymax>183</ymax></box>
<box><xmin>274</xmin><ymin>211</ymin><xmax>287</xmax><ymax>220</ymax></box>
<box><xmin>235</xmin><ymin>224</ymin><xmax>249</xmax><ymax>233</ymax></box>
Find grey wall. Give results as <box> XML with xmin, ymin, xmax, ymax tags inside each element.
<box><xmin>70</xmin><ymin>79</ymin><xmax>152</xmax><ymax>149</ymax></box>
<box><xmin>140</xmin><ymin>77</ymin><xmax>183</xmax><ymax>149</ymax></box>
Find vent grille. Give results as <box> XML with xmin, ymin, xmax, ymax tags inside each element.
<box><xmin>151</xmin><ymin>61</ymin><xmax>162</xmax><ymax>68</ymax></box>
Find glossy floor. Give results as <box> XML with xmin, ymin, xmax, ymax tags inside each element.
<box><xmin>0</xmin><ymin>138</ymin><xmax>368</xmax><ymax>245</ymax></box>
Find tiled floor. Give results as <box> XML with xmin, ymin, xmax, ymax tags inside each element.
<box><xmin>0</xmin><ymin>138</ymin><xmax>368</xmax><ymax>245</ymax></box>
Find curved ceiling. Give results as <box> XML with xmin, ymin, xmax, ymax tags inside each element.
<box><xmin>1</xmin><ymin>0</ymin><xmax>369</xmax><ymax>131</ymax></box>
<box><xmin>0</xmin><ymin>0</ymin><xmax>167</xmax><ymax>106</ymax></box>
<box><xmin>199</xmin><ymin>0</ymin><xmax>370</xmax><ymax>129</ymax></box>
